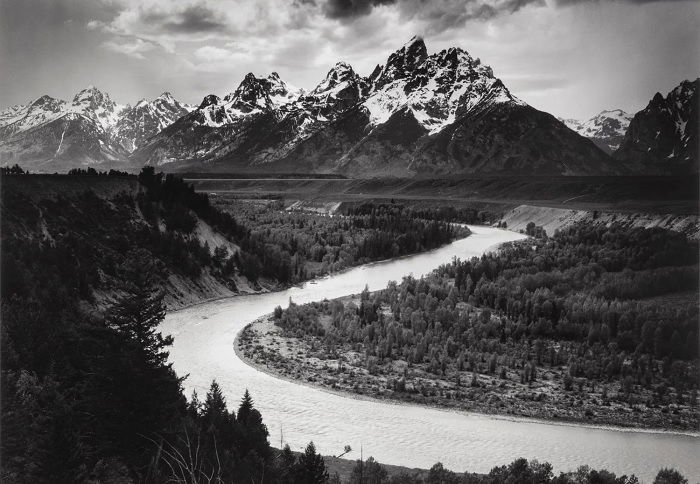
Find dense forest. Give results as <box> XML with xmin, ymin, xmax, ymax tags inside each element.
<box><xmin>342</xmin><ymin>202</ymin><xmax>497</xmax><ymax>226</ymax></box>
<box><xmin>209</xmin><ymin>198</ymin><xmax>469</xmax><ymax>283</ymax></box>
<box><xmin>0</xmin><ymin>169</ymin><xmax>271</xmax><ymax>481</ymax></box>
<box><xmin>258</xmin><ymin>223</ymin><xmax>699</xmax><ymax>429</ymax></box>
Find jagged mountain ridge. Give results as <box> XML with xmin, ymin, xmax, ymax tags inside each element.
<box><xmin>613</xmin><ymin>79</ymin><xmax>698</xmax><ymax>174</ymax></box>
<box><xmin>0</xmin><ymin>87</ymin><xmax>193</xmax><ymax>171</ymax></box>
<box><xmin>134</xmin><ymin>36</ymin><xmax>615</xmax><ymax>176</ymax></box>
<box><xmin>131</xmin><ymin>62</ymin><xmax>371</xmax><ymax>169</ymax></box>
<box><xmin>560</xmin><ymin>109</ymin><xmax>633</xmax><ymax>154</ymax></box>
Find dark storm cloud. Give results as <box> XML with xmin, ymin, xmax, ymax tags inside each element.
<box><xmin>318</xmin><ymin>0</ymin><xmax>684</xmax><ymax>21</ymax></box>
<box><xmin>320</xmin><ymin>0</ymin><xmax>545</xmax><ymax>24</ymax></box>
<box><xmin>323</xmin><ymin>0</ymin><xmax>396</xmax><ymax>19</ymax></box>
<box><xmin>140</xmin><ymin>3</ymin><xmax>227</xmax><ymax>33</ymax></box>
<box><xmin>555</xmin><ymin>0</ymin><xmax>686</xmax><ymax>4</ymax></box>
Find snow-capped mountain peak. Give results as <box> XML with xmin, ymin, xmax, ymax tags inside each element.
<box><xmin>70</xmin><ymin>86</ymin><xmax>126</xmax><ymax>132</ymax></box>
<box><xmin>372</xmin><ymin>35</ymin><xmax>428</xmax><ymax>91</ymax></box>
<box><xmin>72</xmin><ymin>85</ymin><xmax>109</xmax><ymax>108</ymax></box>
<box><xmin>266</xmin><ymin>72</ymin><xmax>303</xmax><ymax>107</ymax></box>
<box><xmin>312</xmin><ymin>62</ymin><xmax>355</xmax><ymax>91</ymax></box>
<box><xmin>31</xmin><ymin>95</ymin><xmax>66</xmax><ymax>111</ymax></box>
<box><xmin>560</xmin><ymin>109</ymin><xmax>633</xmax><ymax>153</ymax></box>
<box><xmin>112</xmin><ymin>92</ymin><xmax>194</xmax><ymax>151</ymax></box>
<box><xmin>158</xmin><ymin>91</ymin><xmax>176</xmax><ymax>101</ymax></box>
<box><xmin>199</xmin><ymin>94</ymin><xmax>221</xmax><ymax>110</ymax></box>
<box><xmin>308</xmin><ymin>62</ymin><xmax>366</xmax><ymax>102</ymax></box>
<box><xmin>221</xmin><ymin>72</ymin><xmax>300</xmax><ymax>113</ymax></box>
<box><xmin>223</xmin><ymin>73</ymin><xmax>270</xmax><ymax>110</ymax></box>
<box><xmin>363</xmin><ymin>36</ymin><xmax>518</xmax><ymax>133</ymax></box>
<box><xmin>192</xmin><ymin>72</ymin><xmax>302</xmax><ymax>128</ymax></box>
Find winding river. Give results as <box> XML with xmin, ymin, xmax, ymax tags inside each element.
<box><xmin>160</xmin><ymin>226</ymin><xmax>699</xmax><ymax>482</ymax></box>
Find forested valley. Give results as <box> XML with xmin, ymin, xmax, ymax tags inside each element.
<box><xmin>1</xmin><ymin>169</ymin><xmax>695</xmax><ymax>482</ymax></box>
<box><xmin>242</xmin><ymin>223</ymin><xmax>699</xmax><ymax>430</ymax></box>
<box><xmin>209</xmin><ymin>198</ymin><xmax>471</xmax><ymax>284</ymax></box>
<box><xmin>0</xmin><ymin>170</ymin><xmax>465</xmax><ymax>482</ymax></box>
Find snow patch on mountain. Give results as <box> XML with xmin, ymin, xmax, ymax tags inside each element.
<box><xmin>614</xmin><ymin>78</ymin><xmax>698</xmax><ymax>171</ymax></box>
<box><xmin>69</xmin><ymin>86</ymin><xmax>127</xmax><ymax>132</ymax></box>
<box><xmin>363</xmin><ymin>43</ymin><xmax>522</xmax><ymax>134</ymax></box>
<box><xmin>560</xmin><ymin>109</ymin><xmax>633</xmax><ymax>152</ymax></box>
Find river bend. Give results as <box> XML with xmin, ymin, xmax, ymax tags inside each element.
<box><xmin>160</xmin><ymin>226</ymin><xmax>699</xmax><ymax>482</ymax></box>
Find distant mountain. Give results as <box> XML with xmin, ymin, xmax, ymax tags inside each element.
<box><xmin>614</xmin><ymin>79</ymin><xmax>698</xmax><ymax>174</ymax></box>
<box><xmin>560</xmin><ymin>109</ymin><xmax>633</xmax><ymax>154</ymax></box>
<box><xmin>112</xmin><ymin>92</ymin><xmax>193</xmax><ymax>152</ymax></box>
<box><xmin>135</xmin><ymin>36</ymin><xmax>614</xmax><ymax>176</ymax></box>
<box><xmin>0</xmin><ymin>87</ymin><xmax>193</xmax><ymax>171</ymax></box>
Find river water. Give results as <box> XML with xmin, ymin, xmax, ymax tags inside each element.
<box><xmin>160</xmin><ymin>226</ymin><xmax>699</xmax><ymax>482</ymax></box>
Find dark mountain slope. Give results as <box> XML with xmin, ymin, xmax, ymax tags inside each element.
<box><xmin>614</xmin><ymin>79</ymin><xmax>698</xmax><ymax>174</ymax></box>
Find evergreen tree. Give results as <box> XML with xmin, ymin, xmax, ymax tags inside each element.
<box><xmin>654</xmin><ymin>468</ymin><xmax>688</xmax><ymax>484</ymax></box>
<box><xmin>426</xmin><ymin>462</ymin><xmax>460</xmax><ymax>484</ymax></box>
<box><xmin>187</xmin><ymin>390</ymin><xmax>201</xmax><ymax>420</ymax></box>
<box><xmin>278</xmin><ymin>444</ymin><xmax>297</xmax><ymax>484</ymax></box>
<box><xmin>236</xmin><ymin>389</ymin><xmax>270</xmax><ymax>461</ymax></box>
<box><xmin>202</xmin><ymin>380</ymin><xmax>233</xmax><ymax>433</ymax></box>
<box><xmin>295</xmin><ymin>441</ymin><xmax>328</xmax><ymax>484</ymax></box>
<box><xmin>238</xmin><ymin>389</ymin><xmax>254</xmax><ymax>423</ymax></box>
<box><xmin>350</xmin><ymin>456</ymin><xmax>388</xmax><ymax>484</ymax></box>
<box><xmin>107</xmin><ymin>249</ymin><xmax>172</xmax><ymax>365</ymax></box>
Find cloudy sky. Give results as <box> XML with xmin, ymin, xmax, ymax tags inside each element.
<box><xmin>0</xmin><ymin>0</ymin><xmax>698</xmax><ymax>119</ymax></box>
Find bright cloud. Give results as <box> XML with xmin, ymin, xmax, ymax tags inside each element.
<box><xmin>101</xmin><ymin>38</ymin><xmax>157</xmax><ymax>60</ymax></box>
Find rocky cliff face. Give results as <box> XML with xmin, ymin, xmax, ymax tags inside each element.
<box><xmin>613</xmin><ymin>79</ymin><xmax>698</xmax><ymax>174</ymax></box>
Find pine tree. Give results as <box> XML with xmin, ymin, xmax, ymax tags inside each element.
<box><xmin>187</xmin><ymin>390</ymin><xmax>201</xmax><ymax>419</ymax></box>
<box><xmin>654</xmin><ymin>468</ymin><xmax>688</xmax><ymax>484</ymax></box>
<box><xmin>350</xmin><ymin>456</ymin><xmax>387</xmax><ymax>484</ymax></box>
<box><xmin>278</xmin><ymin>444</ymin><xmax>297</xmax><ymax>484</ymax></box>
<box><xmin>295</xmin><ymin>441</ymin><xmax>328</xmax><ymax>484</ymax></box>
<box><xmin>107</xmin><ymin>249</ymin><xmax>171</xmax><ymax>365</ymax></box>
<box><xmin>202</xmin><ymin>380</ymin><xmax>230</xmax><ymax>431</ymax></box>
<box><xmin>236</xmin><ymin>389</ymin><xmax>270</xmax><ymax>460</ymax></box>
<box><xmin>238</xmin><ymin>389</ymin><xmax>254</xmax><ymax>424</ymax></box>
<box><xmin>98</xmin><ymin>249</ymin><xmax>184</xmax><ymax>469</ymax></box>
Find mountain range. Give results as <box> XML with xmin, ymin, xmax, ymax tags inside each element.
<box><xmin>0</xmin><ymin>37</ymin><xmax>697</xmax><ymax>176</ymax></box>
<box><xmin>0</xmin><ymin>87</ymin><xmax>192</xmax><ymax>171</ymax></box>
<box><xmin>131</xmin><ymin>37</ymin><xmax>612</xmax><ymax>176</ymax></box>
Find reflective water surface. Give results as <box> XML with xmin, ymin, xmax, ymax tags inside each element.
<box><xmin>161</xmin><ymin>226</ymin><xmax>699</xmax><ymax>482</ymax></box>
